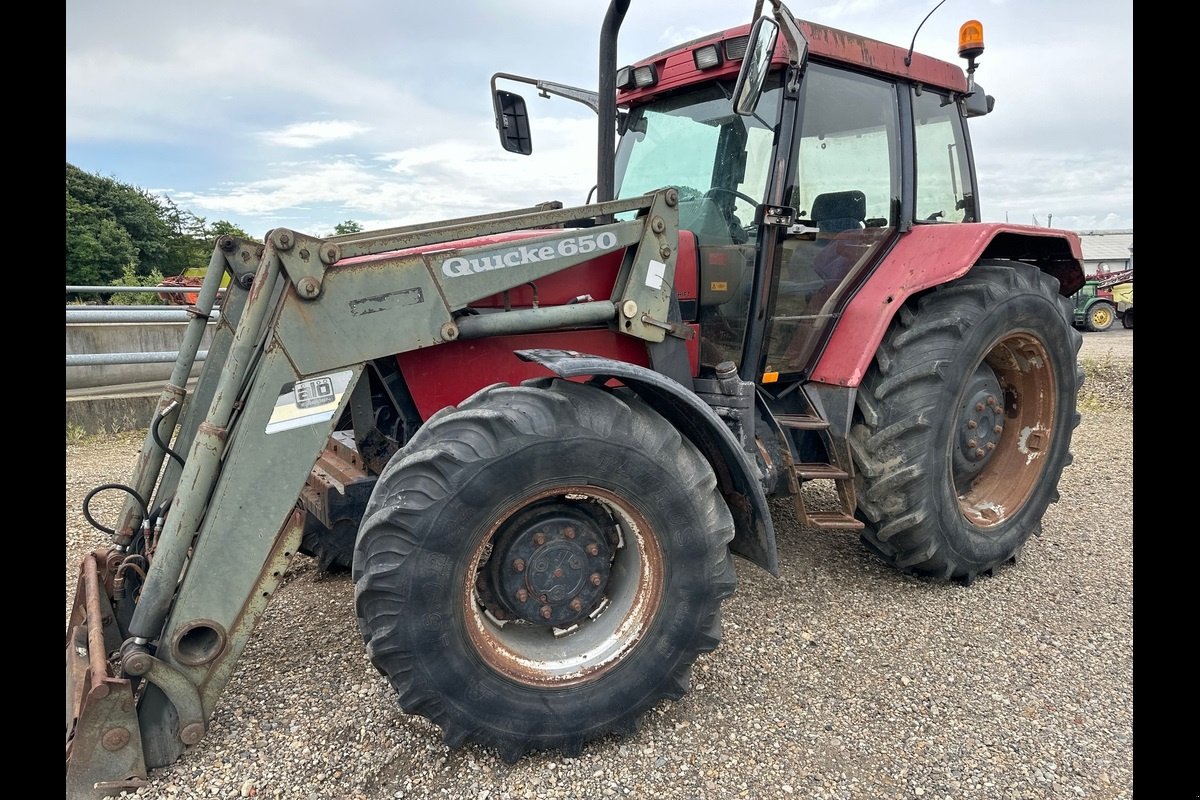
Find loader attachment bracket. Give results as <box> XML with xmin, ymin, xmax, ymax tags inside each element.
<box><xmin>269</xmin><ymin>228</ymin><xmax>340</xmax><ymax>300</ymax></box>
<box><xmin>66</xmin><ymin>552</ymin><xmax>149</xmax><ymax>799</ymax></box>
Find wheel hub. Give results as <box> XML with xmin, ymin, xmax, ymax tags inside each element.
<box><xmin>953</xmin><ymin>363</ymin><xmax>1005</xmax><ymax>489</ymax></box>
<box><xmin>485</xmin><ymin>501</ymin><xmax>614</xmax><ymax>628</ymax></box>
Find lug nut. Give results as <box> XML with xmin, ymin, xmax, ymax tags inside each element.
<box><xmin>586</xmin><ymin>544</ymin><xmax>600</xmax><ymax>556</ymax></box>
<box><xmin>994</xmin><ymin>425</ymin><xmax>1003</xmax><ymax>435</ymax></box>
<box><xmin>570</xmin><ymin>598</ymin><xmax>583</xmax><ymax>612</ymax></box>
<box><xmin>513</xmin><ymin>559</ymin><xmax>525</xmax><ymax>573</ymax></box>
<box><xmin>590</xmin><ymin>573</ymin><xmax>602</xmax><ymax>587</ymax></box>
<box><xmin>975</xmin><ymin>402</ymin><xmax>985</xmax><ymax>412</ymax></box>
<box><xmin>533</xmin><ymin>532</ymin><xmax>545</xmax><ymax>546</ymax></box>
<box><xmin>975</xmin><ymin>448</ymin><xmax>986</xmax><ymax>458</ymax></box>
<box><xmin>967</xmin><ymin>420</ymin><xmax>977</xmax><ymax>429</ymax></box>
<box><xmin>986</xmin><ymin>442</ymin><xmax>996</xmax><ymax>451</ymax></box>
<box><xmin>553</xmin><ymin>568</ymin><xmax>564</xmax><ymax>578</ymax></box>
<box><xmin>967</xmin><ymin>438</ymin><xmax>977</xmax><ymax>449</ymax></box>
<box><xmin>563</xmin><ymin>526</ymin><xmax>576</xmax><ymax>539</ymax></box>
<box><xmin>986</xmin><ymin>396</ymin><xmax>997</xmax><ymax>407</ymax></box>
<box><xmin>516</xmin><ymin>589</ymin><xmax>529</xmax><ymax>603</ymax></box>
<box><xmin>540</xmin><ymin>605</ymin><xmax>553</xmax><ymax>620</ymax></box>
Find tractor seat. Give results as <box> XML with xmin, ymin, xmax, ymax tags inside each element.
<box><xmin>810</xmin><ymin>190</ymin><xmax>866</xmax><ymax>234</ymax></box>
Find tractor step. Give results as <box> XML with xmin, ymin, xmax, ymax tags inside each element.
<box><xmin>793</xmin><ymin>462</ymin><xmax>849</xmax><ymax>480</ymax></box>
<box><xmin>775</xmin><ymin>413</ymin><xmax>829</xmax><ymax>430</ymax></box>
<box><xmin>782</xmin><ymin>384</ymin><xmax>863</xmax><ymax>534</ymax></box>
<box><xmin>800</xmin><ymin>510</ymin><xmax>865</xmax><ymax>530</ymax></box>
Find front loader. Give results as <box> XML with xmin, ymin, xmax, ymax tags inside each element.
<box><xmin>66</xmin><ymin>1</ymin><xmax>1086</xmax><ymax>795</ymax></box>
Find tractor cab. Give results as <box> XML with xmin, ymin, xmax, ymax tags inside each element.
<box><xmin>610</xmin><ymin>15</ymin><xmax>986</xmax><ymax>385</ymax></box>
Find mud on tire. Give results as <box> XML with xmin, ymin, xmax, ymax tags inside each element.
<box><xmin>353</xmin><ymin>378</ymin><xmax>736</xmax><ymax>761</ymax></box>
<box><xmin>849</xmin><ymin>260</ymin><xmax>1084</xmax><ymax>582</ymax></box>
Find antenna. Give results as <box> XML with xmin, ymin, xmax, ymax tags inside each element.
<box><xmin>904</xmin><ymin>0</ymin><xmax>948</xmax><ymax>67</ymax></box>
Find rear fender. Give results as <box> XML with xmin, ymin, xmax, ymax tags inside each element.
<box><xmin>811</xmin><ymin>224</ymin><xmax>1085</xmax><ymax>388</ymax></box>
<box><xmin>516</xmin><ymin>348</ymin><xmax>779</xmax><ymax>576</ymax></box>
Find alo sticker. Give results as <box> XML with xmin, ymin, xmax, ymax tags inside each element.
<box><xmin>265</xmin><ymin>369</ymin><xmax>354</xmax><ymax>435</ymax></box>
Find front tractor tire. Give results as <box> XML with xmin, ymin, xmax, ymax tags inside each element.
<box><xmin>849</xmin><ymin>260</ymin><xmax>1083</xmax><ymax>582</ymax></box>
<box><xmin>1085</xmin><ymin>301</ymin><xmax>1116</xmax><ymax>332</ymax></box>
<box><xmin>353</xmin><ymin>378</ymin><xmax>736</xmax><ymax>761</ymax></box>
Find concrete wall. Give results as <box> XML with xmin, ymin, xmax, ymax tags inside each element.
<box><xmin>66</xmin><ymin>321</ymin><xmax>214</xmax><ymax>390</ymax></box>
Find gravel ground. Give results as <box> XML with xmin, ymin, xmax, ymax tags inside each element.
<box><xmin>66</xmin><ymin>329</ymin><xmax>1133</xmax><ymax>800</ymax></box>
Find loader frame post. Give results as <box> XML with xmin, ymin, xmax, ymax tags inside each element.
<box><xmin>126</xmin><ymin>250</ymin><xmax>284</xmax><ymax>641</ymax></box>
<box><xmin>110</xmin><ymin>246</ymin><xmax>230</xmax><ymax>547</ymax></box>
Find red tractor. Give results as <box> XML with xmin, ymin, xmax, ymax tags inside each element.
<box><xmin>67</xmin><ymin>2</ymin><xmax>1084</xmax><ymax>794</ymax></box>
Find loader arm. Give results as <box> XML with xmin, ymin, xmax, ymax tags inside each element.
<box><xmin>66</xmin><ymin>189</ymin><xmax>683</xmax><ymax>797</ymax></box>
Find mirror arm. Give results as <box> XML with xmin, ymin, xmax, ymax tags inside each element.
<box><xmin>767</xmin><ymin>1</ymin><xmax>804</xmax><ymax>69</ymax></box>
<box><xmin>491</xmin><ymin>72</ymin><xmax>600</xmax><ymax>115</ymax></box>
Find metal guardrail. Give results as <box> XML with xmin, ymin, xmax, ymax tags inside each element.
<box><xmin>67</xmin><ymin>285</ymin><xmax>227</xmax><ymax>295</ymax></box>
<box><xmin>67</xmin><ymin>351</ymin><xmax>210</xmax><ymax>367</ymax></box>
<box><xmin>67</xmin><ymin>308</ymin><xmax>223</xmax><ymax>324</ymax></box>
<box><xmin>66</xmin><ymin>291</ymin><xmax>222</xmax><ymax>368</ymax></box>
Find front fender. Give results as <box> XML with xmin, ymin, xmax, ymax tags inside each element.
<box><xmin>516</xmin><ymin>348</ymin><xmax>779</xmax><ymax>576</ymax></box>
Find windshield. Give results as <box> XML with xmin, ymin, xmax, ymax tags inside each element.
<box><xmin>614</xmin><ymin>78</ymin><xmax>783</xmax><ymax>247</ymax></box>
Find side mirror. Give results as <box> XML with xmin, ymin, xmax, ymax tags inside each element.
<box><xmin>494</xmin><ymin>90</ymin><xmax>532</xmax><ymax>155</ymax></box>
<box><xmin>732</xmin><ymin>15</ymin><xmax>779</xmax><ymax>116</ymax></box>
<box><xmin>963</xmin><ymin>83</ymin><xmax>994</xmax><ymax>118</ymax></box>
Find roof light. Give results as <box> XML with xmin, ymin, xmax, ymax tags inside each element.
<box><xmin>724</xmin><ymin>35</ymin><xmax>749</xmax><ymax>61</ymax></box>
<box><xmin>632</xmin><ymin>65</ymin><xmax>658</xmax><ymax>88</ymax></box>
<box><xmin>693</xmin><ymin>44</ymin><xmax>723</xmax><ymax>70</ymax></box>
<box><xmin>958</xmin><ymin>20</ymin><xmax>984</xmax><ymax>60</ymax></box>
<box><xmin>617</xmin><ymin>65</ymin><xmax>657</xmax><ymax>90</ymax></box>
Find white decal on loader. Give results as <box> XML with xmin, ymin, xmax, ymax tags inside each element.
<box><xmin>644</xmin><ymin>259</ymin><xmax>666</xmax><ymax>290</ymax></box>
<box><xmin>265</xmin><ymin>369</ymin><xmax>354</xmax><ymax>435</ymax></box>
<box><xmin>441</xmin><ymin>232</ymin><xmax>619</xmax><ymax>278</ymax></box>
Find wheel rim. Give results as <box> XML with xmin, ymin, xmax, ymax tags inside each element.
<box><xmin>464</xmin><ymin>486</ymin><xmax>664</xmax><ymax>687</ymax></box>
<box><xmin>1092</xmin><ymin>306</ymin><xmax>1112</xmax><ymax>327</ymax></box>
<box><xmin>953</xmin><ymin>332</ymin><xmax>1057</xmax><ymax>529</ymax></box>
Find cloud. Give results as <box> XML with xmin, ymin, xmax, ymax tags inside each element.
<box><xmin>67</xmin><ymin>0</ymin><xmax>1132</xmax><ymax>234</ymax></box>
<box><xmin>171</xmin><ymin>117</ymin><xmax>598</xmax><ymax>235</ymax></box>
<box><xmin>258</xmin><ymin>121</ymin><xmax>372</xmax><ymax>149</ymax></box>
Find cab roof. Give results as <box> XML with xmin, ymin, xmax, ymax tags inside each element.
<box><xmin>618</xmin><ymin>19</ymin><xmax>968</xmax><ymax>105</ymax></box>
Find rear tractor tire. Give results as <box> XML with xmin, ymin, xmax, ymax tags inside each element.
<box><xmin>353</xmin><ymin>378</ymin><xmax>736</xmax><ymax>761</ymax></box>
<box><xmin>849</xmin><ymin>260</ymin><xmax>1083</xmax><ymax>583</ymax></box>
<box><xmin>1121</xmin><ymin>307</ymin><xmax>1133</xmax><ymax>329</ymax></box>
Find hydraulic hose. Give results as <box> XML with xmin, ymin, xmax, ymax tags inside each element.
<box><xmin>151</xmin><ymin>405</ymin><xmax>186</xmax><ymax>468</ymax></box>
<box><xmin>82</xmin><ymin>483</ymin><xmax>149</xmax><ymax>537</ymax></box>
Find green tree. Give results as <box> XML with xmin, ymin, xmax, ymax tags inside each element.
<box><xmin>208</xmin><ymin>219</ymin><xmax>255</xmax><ymax>244</ymax></box>
<box><xmin>333</xmin><ymin>220</ymin><xmax>364</xmax><ymax>235</ymax></box>
<box><xmin>108</xmin><ymin>263</ymin><xmax>167</xmax><ymax>305</ymax></box>
<box><xmin>66</xmin><ymin>164</ymin><xmax>173</xmax><ymax>280</ymax></box>
<box><xmin>66</xmin><ymin>192</ymin><xmax>138</xmax><ymax>287</ymax></box>
<box><xmin>158</xmin><ymin>196</ymin><xmax>210</xmax><ymax>275</ymax></box>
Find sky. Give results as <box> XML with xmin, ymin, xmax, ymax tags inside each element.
<box><xmin>65</xmin><ymin>0</ymin><xmax>1133</xmax><ymax>240</ymax></box>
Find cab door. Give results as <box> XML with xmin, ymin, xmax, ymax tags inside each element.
<box><xmin>756</xmin><ymin>62</ymin><xmax>902</xmax><ymax>382</ymax></box>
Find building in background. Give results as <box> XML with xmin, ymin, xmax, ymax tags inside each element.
<box><xmin>1077</xmin><ymin>229</ymin><xmax>1133</xmax><ymax>277</ymax></box>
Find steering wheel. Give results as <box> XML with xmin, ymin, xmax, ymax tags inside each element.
<box><xmin>703</xmin><ymin>187</ymin><xmax>758</xmax><ymax>207</ymax></box>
